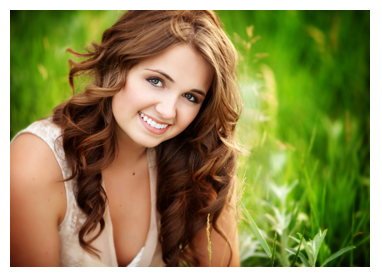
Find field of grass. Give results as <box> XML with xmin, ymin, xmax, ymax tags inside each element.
<box><xmin>10</xmin><ymin>10</ymin><xmax>370</xmax><ymax>267</ymax></box>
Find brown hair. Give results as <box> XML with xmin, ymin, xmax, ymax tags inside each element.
<box><xmin>52</xmin><ymin>10</ymin><xmax>242</xmax><ymax>266</ymax></box>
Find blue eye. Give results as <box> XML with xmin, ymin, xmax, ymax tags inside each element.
<box><xmin>147</xmin><ymin>77</ymin><xmax>163</xmax><ymax>87</ymax></box>
<box><xmin>183</xmin><ymin>93</ymin><xmax>199</xmax><ymax>104</ymax></box>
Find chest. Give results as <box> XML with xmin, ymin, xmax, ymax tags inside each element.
<box><xmin>102</xmin><ymin>162</ymin><xmax>151</xmax><ymax>266</ymax></box>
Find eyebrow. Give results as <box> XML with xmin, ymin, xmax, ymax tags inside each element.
<box><xmin>144</xmin><ymin>68</ymin><xmax>207</xmax><ymax>97</ymax></box>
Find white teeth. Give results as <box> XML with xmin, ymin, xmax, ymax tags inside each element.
<box><xmin>139</xmin><ymin>112</ymin><xmax>169</xmax><ymax>130</ymax></box>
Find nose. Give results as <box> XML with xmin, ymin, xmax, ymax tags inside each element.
<box><xmin>155</xmin><ymin>97</ymin><xmax>177</xmax><ymax>120</ymax></box>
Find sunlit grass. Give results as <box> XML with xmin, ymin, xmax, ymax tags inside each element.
<box><xmin>215</xmin><ymin>10</ymin><xmax>369</xmax><ymax>267</ymax></box>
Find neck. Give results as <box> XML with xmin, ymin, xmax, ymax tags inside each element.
<box><xmin>113</xmin><ymin>125</ymin><xmax>147</xmax><ymax>168</ymax></box>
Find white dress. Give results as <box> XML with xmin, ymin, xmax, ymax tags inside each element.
<box><xmin>11</xmin><ymin>117</ymin><xmax>165</xmax><ymax>267</ymax></box>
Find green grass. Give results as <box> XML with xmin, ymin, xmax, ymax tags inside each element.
<box><xmin>10</xmin><ymin>10</ymin><xmax>370</xmax><ymax>267</ymax></box>
<box><xmin>215</xmin><ymin>10</ymin><xmax>370</xmax><ymax>267</ymax></box>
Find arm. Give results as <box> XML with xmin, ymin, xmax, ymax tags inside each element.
<box><xmin>10</xmin><ymin>134</ymin><xmax>66</xmax><ymax>267</ymax></box>
<box><xmin>192</xmin><ymin>190</ymin><xmax>241</xmax><ymax>267</ymax></box>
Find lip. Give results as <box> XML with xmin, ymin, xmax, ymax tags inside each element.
<box><xmin>141</xmin><ymin>112</ymin><xmax>172</xmax><ymax>125</ymax></box>
<box><xmin>137</xmin><ymin>112</ymin><xmax>171</xmax><ymax>135</ymax></box>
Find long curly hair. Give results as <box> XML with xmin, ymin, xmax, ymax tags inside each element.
<box><xmin>52</xmin><ymin>10</ymin><xmax>242</xmax><ymax>266</ymax></box>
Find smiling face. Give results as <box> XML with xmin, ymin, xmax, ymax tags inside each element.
<box><xmin>112</xmin><ymin>43</ymin><xmax>214</xmax><ymax>148</ymax></box>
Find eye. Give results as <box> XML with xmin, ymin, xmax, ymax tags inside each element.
<box><xmin>183</xmin><ymin>93</ymin><xmax>199</xmax><ymax>104</ymax></box>
<box><xmin>147</xmin><ymin>77</ymin><xmax>164</xmax><ymax>87</ymax></box>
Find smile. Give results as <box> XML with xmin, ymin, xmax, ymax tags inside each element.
<box><xmin>138</xmin><ymin>111</ymin><xmax>171</xmax><ymax>135</ymax></box>
<box><xmin>139</xmin><ymin>112</ymin><xmax>170</xmax><ymax>129</ymax></box>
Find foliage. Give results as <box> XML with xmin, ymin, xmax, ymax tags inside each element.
<box><xmin>286</xmin><ymin>229</ymin><xmax>356</xmax><ymax>267</ymax></box>
<box><xmin>215</xmin><ymin>11</ymin><xmax>370</xmax><ymax>267</ymax></box>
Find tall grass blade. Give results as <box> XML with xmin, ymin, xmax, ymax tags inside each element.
<box><xmin>350</xmin><ymin>209</ymin><xmax>355</xmax><ymax>267</ymax></box>
<box><xmin>338</xmin><ymin>211</ymin><xmax>368</xmax><ymax>265</ymax></box>
<box><xmin>307</xmin><ymin>125</ymin><xmax>317</xmax><ymax>157</ymax></box>
<box><xmin>340</xmin><ymin>211</ymin><xmax>368</xmax><ymax>249</ymax></box>
<box><xmin>271</xmin><ymin>231</ymin><xmax>277</xmax><ymax>267</ymax></box>
<box><xmin>240</xmin><ymin>200</ymin><xmax>272</xmax><ymax>257</ymax></box>
<box><xmin>320</xmin><ymin>179</ymin><xmax>326</xmax><ymax>229</ymax></box>
<box><xmin>286</xmin><ymin>248</ymin><xmax>310</xmax><ymax>267</ymax></box>
<box><xmin>303</xmin><ymin>168</ymin><xmax>319</xmax><ymax>232</ymax></box>
<box><xmin>291</xmin><ymin>228</ymin><xmax>305</xmax><ymax>267</ymax></box>
<box><xmin>320</xmin><ymin>246</ymin><xmax>356</xmax><ymax>267</ymax></box>
<box><xmin>289</xmin><ymin>192</ymin><xmax>306</xmax><ymax>231</ymax></box>
<box><xmin>289</xmin><ymin>235</ymin><xmax>302</xmax><ymax>244</ymax></box>
<box><xmin>206</xmin><ymin>213</ymin><xmax>212</xmax><ymax>267</ymax></box>
<box><xmin>354</xmin><ymin>234</ymin><xmax>370</xmax><ymax>247</ymax></box>
<box><xmin>266</xmin><ymin>172</ymin><xmax>270</xmax><ymax>201</ymax></box>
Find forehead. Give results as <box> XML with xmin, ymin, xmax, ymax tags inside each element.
<box><xmin>135</xmin><ymin>44</ymin><xmax>213</xmax><ymax>93</ymax></box>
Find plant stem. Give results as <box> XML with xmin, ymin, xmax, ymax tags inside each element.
<box><xmin>271</xmin><ymin>231</ymin><xmax>277</xmax><ymax>267</ymax></box>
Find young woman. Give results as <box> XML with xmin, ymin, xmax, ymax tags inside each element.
<box><xmin>10</xmin><ymin>10</ymin><xmax>242</xmax><ymax>267</ymax></box>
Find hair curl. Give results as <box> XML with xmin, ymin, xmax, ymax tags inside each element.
<box><xmin>52</xmin><ymin>10</ymin><xmax>242</xmax><ymax>266</ymax></box>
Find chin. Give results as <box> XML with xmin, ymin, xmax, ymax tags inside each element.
<box><xmin>142</xmin><ymin>142</ymin><xmax>161</xmax><ymax>148</ymax></box>
<box><xmin>134</xmin><ymin>136</ymin><xmax>166</xmax><ymax>149</ymax></box>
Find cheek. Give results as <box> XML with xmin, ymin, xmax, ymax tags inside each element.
<box><xmin>111</xmin><ymin>93</ymin><xmax>121</xmax><ymax>117</ymax></box>
<box><xmin>112</xmin><ymin>84</ymin><xmax>145</xmax><ymax>116</ymax></box>
<box><xmin>177</xmin><ymin>105</ymin><xmax>201</xmax><ymax>130</ymax></box>
<box><xmin>111</xmin><ymin>91</ymin><xmax>129</xmax><ymax>121</ymax></box>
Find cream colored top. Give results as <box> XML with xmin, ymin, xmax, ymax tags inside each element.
<box><xmin>12</xmin><ymin>117</ymin><xmax>165</xmax><ymax>267</ymax></box>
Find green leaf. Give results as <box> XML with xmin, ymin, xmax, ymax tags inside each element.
<box><xmin>251</xmin><ymin>252</ymin><xmax>270</xmax><ymax>258</ymax></box>
<box><xmin>291</xmin><ymin>228</ymin><xmax>305</xmax><ymax>267</ymax></box>
<box><xmin>297</xmin><ymin>233</ymin><xmax>314</xmax><ymax>266</ymax></box>
<box><xmin>312</xmin><ymin>229</ymin><xmax>327</xmax><ymax>261</ymax></box>
<box><xmin>321</xmin><ymin>246</ymin><xmax>356</xmax><ymax>267</ymax></box>
<box><xmin>298</xmin><ymin>252</ymin><xmax>311</xmax><ymax>267</ymax></box>
<box><xmin>240</xmin><ymin>200</ymin><xmax>272</xmax><ymax>257</ymax></box>
<box><xmin>286</xmin><ymin>248</ymin><xmax>310</xmax><ymax>267</ymax></box>
<box><xmin>264</xmin><ymin>213</ymin><xmax>278</xmax><ymax>231</ymax></box>
<box><xmin>273</xmin><ymin>207</ymin><xmax>292</xmax><ymax>232</ymax></box>
<box><xmin>289</xmin><ymin>235</ymin><xmax>302</xmax><ymax>245</ymax></box>
<box><xmin>271</xmin><ymin>231</ymin><xmax>277</xmax><ymax>267</ymax></box>
<box><xmin>285</xmin><ymin>248</ymin><xmax>297</xmax><ymax>255</ymax></box>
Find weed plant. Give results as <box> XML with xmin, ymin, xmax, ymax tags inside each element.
<box><xmin>215</xmin><ymin>10</ymin><xmax>370</xmax><ymax>267</ymax></box>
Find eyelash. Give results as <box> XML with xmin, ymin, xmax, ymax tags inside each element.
<box><xmin>147</xmin><ymin>77</ymin><xmax>164</xmax><ymax>87</ymax></box>
<box><xmin>183</xmin><ymin>93</ymin><xmax>199</xmax><ymax>104</ymax></box>
<box><xmin>146</xmin><ymin>77</ymin><xmax>200</xmax><ymax>104</ymax></box>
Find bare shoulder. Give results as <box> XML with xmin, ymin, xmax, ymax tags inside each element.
<box><xmin>10</xmin><ymin>133</ymin><xmax>66</xmax><ymax>194</ymax></box>
<box><xmin>10</xmin><ymin>133</ymin><xmax>66</xmax><ymax>266</ymax></box>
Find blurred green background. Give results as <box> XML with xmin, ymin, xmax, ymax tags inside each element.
<box><xmin>10</xmin><ymin>10</ymin><xmax>370</xmax><ymax>266</ymax></box>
